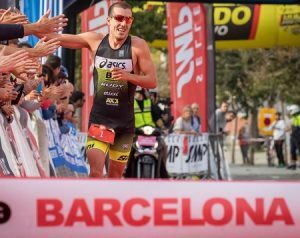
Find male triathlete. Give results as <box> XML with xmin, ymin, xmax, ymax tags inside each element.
<box><xmin>39</xmin><ymin>2</ymin><xmax>157</xmax><ymax>178</ymax></box>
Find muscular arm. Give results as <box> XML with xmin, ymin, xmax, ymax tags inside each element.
<box><xmin>127</xmin><ymin>37</ymin><xmax>157</xmax><ymax>89</ymax></box>
<box><xmin>41</xmin><ymin>32</ymin><xmax>102</xmax><ymax>52</ymax></box>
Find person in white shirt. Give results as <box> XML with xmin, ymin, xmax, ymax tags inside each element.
<box><xmin>173</xmin><ymin>105</ymin><xmax>197</xmax><ymax>134</ymax></box>
<box><xmin>270</xmin><ymin>112</ymin><xmax>287</xmax><ymax>167</ymax></box>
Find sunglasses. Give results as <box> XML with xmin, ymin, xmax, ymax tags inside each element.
<box><xmin>112</xmin><ymin>15</ymin><xmax>133</xmax><ymax>24</ymax></box>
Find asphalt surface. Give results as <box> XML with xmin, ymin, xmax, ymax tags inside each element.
<box><xmin>226</xmin><ymin>148</ymin><xmax>300</xmax><ymax>181</ymax></box>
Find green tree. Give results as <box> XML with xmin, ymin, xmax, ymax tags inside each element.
<box><xmin>216</xmin><ymin>47</ymin><xmax>300</xmax><ymax>163</ymax></box>
<box><xmin>127</xmin><ymin>1</ymin><xmax>167</xmax><ymax>46</ymax></box>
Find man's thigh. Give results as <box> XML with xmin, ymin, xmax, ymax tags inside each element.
<box><xmin>109</xmin><ymin>133</ymin><xmax>134</xmax><ymax>163</ymax></box>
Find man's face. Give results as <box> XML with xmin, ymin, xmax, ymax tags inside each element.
<box><xmin>182</xmin><ymin>108</ymin><xmax>192</xmax><ymax>120</ymax></box>
<box><xmin>108</xmin><ymin>7</ymin><xmax>133</xmax><ymax>41</ymax></box>
<box><xmin>78</xmin><ymin>97</ymin><xmax>85</xmax><ymax>107</ymax></box>
<box><xmin>220</xmin><ymin>102</ymin><xmax>229</xmax><ymax>113</ymax></box>
<box><xmin>192</xmin><ymin>105</ymin><xmax>199</xmax><ymax>115</ymax></box>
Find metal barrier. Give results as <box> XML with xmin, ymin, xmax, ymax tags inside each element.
<box><xmin>165</xmin><ymin>133</ymin><xmax>231</xmax><ymax>180</ymax></box>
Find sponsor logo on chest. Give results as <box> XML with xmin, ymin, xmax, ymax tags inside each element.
<box><xmin>95</xmin><ymin>56</ymin><xmax>132</xmax><ymax>71</ymax></box>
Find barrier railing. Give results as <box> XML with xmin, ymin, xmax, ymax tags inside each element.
<box><xmin>0</xmin><ymin>106</ymin><xmax>88</xmax><ymax>178</ymax></box>
<box><xmin>165</xmin><ymin>133</ymin><xmax>231</xmax><ymax>180</ymax></box>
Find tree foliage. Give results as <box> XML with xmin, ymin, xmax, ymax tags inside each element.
<box><xmin>216</xmin><ymin>47</ymin><xmax>300</xmax><ymax>139</ymax></box>
<box><xmin>216</xmin><ymin>47</ymin><xmax>300</xmax><ymax>115</ymax></box>
<box><xmin>127</xmin><ymin>1</ymin><xmax>167</xmax><ymax>46</ymax></box>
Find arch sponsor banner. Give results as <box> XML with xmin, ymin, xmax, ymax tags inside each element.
<box><xmin>167</xmin><ymin>3</ymin><xmax>208</xmax><ymax>131</ymax></box>
<box><xmin>215</xmin><ymin>4</ymin><xmax>300</xmax><ymax>49</ymax></box>
<box><xmin>1</xmin><ymin>179</ymin><xmax>300</xmax><ymax>238</ymax></box>
<box><xmin>80</xmin><ymin>0</ymin><xmax>118</xmax><ymax>132</ymax></box>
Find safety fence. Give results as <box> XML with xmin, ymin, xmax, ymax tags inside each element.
<box><xmin>0</xmin><ymin>107</ymin><xmax>231</xmax><ymax>180</ymax></box>
<box><xmin>0</xmin><ymin>106</ymin><xmax>88</xmax><ymax>178</ymax></box>
<box><xmin>165</xmin><ymin>133</ymin><xmax>231</xmax><ymax>180</ymax></box>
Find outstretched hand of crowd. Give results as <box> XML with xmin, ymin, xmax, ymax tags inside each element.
<box><xmin>34</xmin><ymin>37</ymin><xmax>61</xmax><ymax>57</ymax></box>
<box><xmin>0</xmin><ymin>7</ymin><xmax>29</xmax><ymax>24</ymax></box>
<box><xmin>37</xmin><ymin>9</ymin><xmax>68</xmax><ymax>35</ymax></box>
<box><xmin>0</xmin><ymin>50</ymin><xmax>29</xmax><ymax>73</ymax></box>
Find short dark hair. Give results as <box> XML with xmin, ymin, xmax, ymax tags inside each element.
<box><xmin>45</xmin><ymin>55</ymin><xmax>61</xmax><ymax>70</ymax></box>
<box><xmin>108</xmin><ymin>2</ymin><xmax>132</xmax><ymax>17</ymax></box>
<box><xmin>70</xmin><ymin>91</ymin><xmax>85</xmax><ymax>104</ymax></box>
<box><xmin>228</xmin><ymin>110</ymin><xmax>237</xmax><ymax>117</ymax></box>
<box><xmin>42</xmin><ymin>64</ymin><xmax>55</xmax><ymax>87</ymax></box>
<box><xmin>276</xmin><ymin>112</ymin><xmax>282</xmax><ymax>116</ymax></box>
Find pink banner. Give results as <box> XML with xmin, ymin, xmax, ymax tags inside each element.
<box><xmin>1</xmin><ymin>179</ymin><xmax>300</xmax><ymax>238</ymax></box>
<box><xmin>80</xmin><ymin>1</ymin><xmax>117</xmax><ymax>132</ymax></box>
<box><xmin>167</xmin><ymin>3</ymin><xmax>208</xmax><ymax>131</ymax></box>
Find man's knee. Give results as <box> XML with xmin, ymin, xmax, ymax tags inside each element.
<box><xmin>86</xmin><ymin>148</ymin><xmax>106</xmax><ymax>177</ymax></box>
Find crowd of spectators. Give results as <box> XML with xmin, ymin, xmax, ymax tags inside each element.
<box><xmin>0</xmin><ymin>7</ymin><xmax>87</xmax><ymax>177</ymax></box>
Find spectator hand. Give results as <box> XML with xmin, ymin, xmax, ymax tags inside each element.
<box><xmin>36</xmin><ymin>9</ymin><xmax>68</xmax><ymax>35</ymax></box>
<box><xmin>24</xmin><ymin>90</ymin><xmax>39</xmax><ymax>101</ymax></box>
<box><xmin>34</xmin><ymin>37</ymin><xmax>60</xmax><ymax>56</ymax></box>
<box><xmin>0</xmin><ymin>7</ymin><xmax>28</xmax><ymax>24</ymax></box>
<box><xmin>1</xmin><ymin>104</ymin><xmax>14</xmax><ymax>117</ymax></box>
<box><xmin>24</xmin><ymin>77</ymin><xmax>41</xmax><ymax>93</ymax></box>
<box><xmin>0</xmin><ymin>50</ymin><xmax>29</xmax><ymax>73</ymax></box>
<box><xmin>11</xmin><ymin>59</ymin><xmax>40</xmax><ymax>81</ymax></box>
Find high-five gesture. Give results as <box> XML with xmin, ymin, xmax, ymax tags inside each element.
<box><xmin>32</xmin><ymin>9</ymin><xmax>68</xmax><ymax>36</ymax></box>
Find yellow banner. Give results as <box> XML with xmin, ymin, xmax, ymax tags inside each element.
<box><xmin>258</xmin><ymin>108</ymin><xmax>277</xmax><ymax>136</ymax></box>
<box><xmin>149</xmin><ymin>4</ymin><xmax>300</xmax><ymax>49</ymax></box>
<box><xmin>215</xmin><ymin>4</ymin><xmax>300</xmax><ymax>49</ymax></box>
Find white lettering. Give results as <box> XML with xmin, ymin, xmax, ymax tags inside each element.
<box><xmin>174</xmin><ymin>6</ymin><xmax>194</xmax><ymax>98</ymax></box>
<box><xmin>88</xmin><ymin>2</ymin><xmax>108</xmax><ymax>31</ymax></box>
<box><xmin>195</xmin><ymin>57</ymin><xmax>203</xmax><ymax>67</ymax></box>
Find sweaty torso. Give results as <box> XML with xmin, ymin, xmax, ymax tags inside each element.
<box><xmin>89</xmin><ymin>34</ymin><xmax>136</xmax><ymax>133</ymax></box>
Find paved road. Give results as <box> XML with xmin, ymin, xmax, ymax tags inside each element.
<box><xmin>225</xmin><ymin>147</ymin><xmax>300</xmax><ymax>181</ymax></box>
<box><xmin>229</xmin><ymin>164</ymin><xmax>300</xmax><ymax>180</ymax></box>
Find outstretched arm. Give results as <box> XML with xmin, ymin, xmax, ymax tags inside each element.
<box><xmin>42</xmin><ymin>32</ymin><xmax>102</xmax><ymax>50</ymax></box>
<box><xmin>0</xmin><ymin>9</ymin><xmax>67</xmax><ymax>40</ymax></box>
<box><xmin>35</xmin><ymin>11</ymin><xmax>102</xmax><ymax>50</ymax></box>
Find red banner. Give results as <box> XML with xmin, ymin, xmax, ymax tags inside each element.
<box><xmin>167</xmin><ymin>3</ymin><xmax>208</xmax><ymax>131</ymax></box>
<box><xmin>80</xmin><ymin>1</ymin><xmax>117</xmax><ymax>132</ymax></box>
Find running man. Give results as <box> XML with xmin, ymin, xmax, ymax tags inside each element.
<box><xmin>39</xmin><ymin>2</ymin><xmax>157</xmax><ymax>178</ymax></box>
